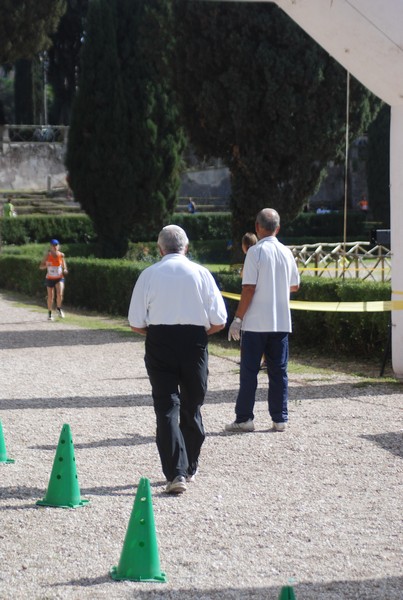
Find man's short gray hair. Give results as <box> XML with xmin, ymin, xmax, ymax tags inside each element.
<box><xmin>256</xmin><ymin>208</ymin><xmax>280</xmax><ymax>234</ymax></box>
<box><xmin>158</xmin><ymin>225</ymin><xmax>189</xmax><ymax>254</ymax></box>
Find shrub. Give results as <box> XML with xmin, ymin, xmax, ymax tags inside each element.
<box><xmin>0</xmin><ymin>212</ymin><xmax>231</xmax><ymax>246</ymax></box>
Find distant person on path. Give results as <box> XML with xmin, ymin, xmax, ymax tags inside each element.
<box><xmin>128</xmin><ymin>225</ymin><xmax>227</xmax><ymax>494</ymax></box>
<box><xmin>187</xmin><ymin>198</ymin><xmax>197</xmax><ymax>213</ymax></box>
<box><xmin>3</xmin><ymin>197</ymin><xmax>16</xmax><ymax>217</ymax></box>
<box><xmin>226</xmin><ymin>208</ymin><xmax>300</xmax><ymax>433</ymax></box>
<box><xmin>39</xmin><ymin>239</ymin><xmax>68</xmax><ymax>321</ymax></box>
<box><xmin>359</xmin><ymin>195</ymin><xmax>369</xmax><ymax>213</ymax></box>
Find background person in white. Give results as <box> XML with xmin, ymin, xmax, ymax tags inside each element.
<box><xmin>226</xmin><ymin>208</ymin><xmax>300</xmax><ymax>433</ymax></box>
<box><xmin>128</xmin><ymin>225</ymin><xmax>227</xmax><ymax>494</ymax></box>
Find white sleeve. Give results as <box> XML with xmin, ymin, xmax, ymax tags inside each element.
<box><xmin>128</xmin><ymin>272</ymin><xmax>148</xmax><ymax>328</ymax></box>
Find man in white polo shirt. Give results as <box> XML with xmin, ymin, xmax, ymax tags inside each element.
<box><xmin>226</xmin><ymin>208</ymin><xmax>300</xmax><ymax>433</ymax></box>
<box><xmin>128</xmin><ymin>225</ymin><xmax>227</xmax><ymax>494</ymax></box>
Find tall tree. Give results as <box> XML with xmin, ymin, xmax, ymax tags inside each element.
<box><xmin>14</xmin><ymin>60</ymin><xmax>34</xmax><ymax>124</ymax></box>
<box><xmin>66</xmin><ymin>0</ymin><xmax>185</xmax><ymax>258</ymax></box>
<box><xmin>173</xmin><ymin>1</ymin><xmax>380</xmax><ymax>249</ymax></box>
<box><xmin>47</xmin><ymin>0</ymin><xmax>89</xmax><ymax>125</ymax></box>
<box><xmin>0</xmin><ymin>1</ymin><xmax>66</xmax><ymax>64</ymax></box>
<box><xmin>0</xmin><ymin>0</ymin><xmax>66</xmax><ymax>125</ymax></box>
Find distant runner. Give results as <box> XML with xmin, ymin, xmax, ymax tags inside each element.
<box><xmin>39</xmin><ymin>239</ymin><xmax>68</xmax><ymax>321</ymax></box>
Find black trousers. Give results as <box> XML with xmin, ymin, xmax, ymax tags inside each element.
<box><xmin>145</xmin><ymin>325</ymin><xmax>208</xmax><ymax>482</ymax></box>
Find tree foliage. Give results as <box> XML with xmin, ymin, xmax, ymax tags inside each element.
<box><xmin>47</xmin><ymin>0</ymin><xmax>89</xmax><ymax>125</ymax></box>
<box><xmin>0</xmin><ymin>0</ymin><xmax>66</xmax><ymax>64</ymax></box>
<box><xmin>173</xmin><ymin>1</ymin><xmax>380</xmax><ymax>248</ymax></box>
<box><xmin>66</xmin><ymin>0</ymin><xmax>185</xmax><ymax>258</ymax></box>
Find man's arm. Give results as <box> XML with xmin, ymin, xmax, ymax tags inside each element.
<box><xmin>130</xmin><ymin>326</ymin><xmax>148</xmax><ymax>336</ymax></box>
<box><xmin>61</xmin><ymin>253</ymin><xmax>68</xmax><ymax>274</ymax></box>
<box><xmin>290</xmin><ymin>284</ymin><xmax>299</xmax><ymax>293</ymax></box>
<box><xmin>206</xmin><ymin>323</ymin><xmax>225</xmax><ymax>335</ymax></box>
<box><xmin>227</xmin><ymin>284</ymin><xmax>256</xmax><ymax>341</ymax></box>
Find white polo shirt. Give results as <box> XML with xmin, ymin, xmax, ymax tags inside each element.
<box><xmin>242</xmin><ymin>236</ymin><xmax>300</xmax><ymax>333</ymax></box>
<box><xmin>128</xmin><ymin>253</ymin><xmax>228</xmax><ymax>330</ymax></box>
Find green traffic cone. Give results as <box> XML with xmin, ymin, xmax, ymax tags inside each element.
<box><xmin>0</xmin><ymin>421</ymin><xmax>15</xmax><ymax>463</ymax></box>
<box><xmin>110</xmin><ymin>477</ymin><xmax>167</xmax><ymax>582</ymax></box>
<box><xmin>36</xmin><ymin>424</ymin><xmax>89</xmax><ymax>509</ymax></box>
<box><xmin>278</xmin><ymin>585</ymin><xmax>297</xmax><ymax>600</ymax></box>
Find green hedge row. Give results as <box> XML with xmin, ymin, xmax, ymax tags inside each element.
<box><xmin>0</xmin><ymin>213</ymin><xmax>232</xmax><ymax>246</ymax></box>
<box><xmin>0</xmin><ymin>254</ymin><xmax>390</xmax><ymax>358</ymax></box>
<box><xmin>0</xmin><ymin>215</ymin><xmax>96</xmax><ymax>245</ymax></box>
<box><xmin>0</xmin><ymin>211</ymin><xmax>377</xmax><ymax>249</ymax></box>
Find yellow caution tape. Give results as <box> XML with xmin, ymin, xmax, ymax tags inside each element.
<box><xmin>221</xmin><ymin>291</ymin><xmax>403</xmax><ymax>312</ymax></box>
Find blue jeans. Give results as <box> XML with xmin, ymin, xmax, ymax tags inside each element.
<box><xmin>235</xmin><ymin>331</ymin><xmax>289</xmax><ymax>424</ymax></box>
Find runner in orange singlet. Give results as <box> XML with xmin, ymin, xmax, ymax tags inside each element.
<box><xmin>39</xmin><ymin>239</ymin><xmax>68</xmax><ymax>321</ymax></box>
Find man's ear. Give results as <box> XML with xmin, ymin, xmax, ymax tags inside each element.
<box><xmin>184</xmin><ymin>244</ymin><xmax>189</xmax><ymax>255</ymax></box>
<box><xmin>158</xmin><ymin>244</ymin><xmax>164</xmax><ymax>257</ymax></box>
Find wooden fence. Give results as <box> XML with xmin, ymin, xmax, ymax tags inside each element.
<box><xmin>290</xmin><ymin>241</ymin><xmax>391</xmax><ymax>282</ymax></box>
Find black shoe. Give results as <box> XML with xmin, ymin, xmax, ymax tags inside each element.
<box><xmin>165</xmin><ymin>476</ymin><xmax>187</xmax><ymax>494</ymax></box>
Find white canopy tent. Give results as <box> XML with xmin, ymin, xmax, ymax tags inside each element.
<box><xmin>227</xmin><ymin>0</ymin><xmax>403</xmax><ymax>376</ymax></box>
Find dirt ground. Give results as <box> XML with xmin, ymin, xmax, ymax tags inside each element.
<box><xmin>0</xmin><ymin>291</ymin><xmax>402</xmax><ymax>600</ymax></box>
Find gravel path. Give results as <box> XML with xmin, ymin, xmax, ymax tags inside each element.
<box><xmin>0</xmin><ymin>291</ymin><xmax>402</xmax><ymax>600</ymax></box>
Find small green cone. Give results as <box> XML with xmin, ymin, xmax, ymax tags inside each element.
<box><xmin>0</xmin><ymin>421</ymin><xmax>15</xmax><ymax>463</ymax></box>
<box><xmin>110</xmin><ymin>477</ymin><xmax>167</xmax><ymax>582</ymax></box>
<box><xmin>278</xmin><ymin>585</ymin><xmax>297</xmax><ymax>600</ymax></box>
<box><xmin>36</xmin><ymin>424</ymin><xmax>89</xmax><ymax>509</ymax></box>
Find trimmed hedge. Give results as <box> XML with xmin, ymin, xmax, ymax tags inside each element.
<box><xmin>0</xmin><ymin>212</ymin><xmax>232</xmax><ymax>246</ymax></box>
<box><xmin>0</xmin><ymin>215</ymin><xmax>96</xmax><ymax>245</ymax></box>
<box><xmin>291</xmin><ymin>278</ymin><xmax>390</xmax><ymax>357</ymax></box>
<box><xmin>0</xmin><ymin>255</ymin><xmax>141</xmax><ymax>316</ymax></box>
<box><xmin>1</xmin><ymin>211</ymin><xmax>378</xmax><ymax>250</ymax></box>
<box><xmin>0</xmin><ymin>254</ymin><xmax>391</xmax><ymax>358</ymax></box>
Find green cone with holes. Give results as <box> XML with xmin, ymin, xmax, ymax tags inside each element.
<box><xmin>278</xmin><ymin>585</ymin><xmax>297</xmax><ymax>600</ymax></box>
<box><xmin>0</xmin><ymin>421</ymin><xmax>15</xmax><ymax>463</ymax></box>
<box><xmin>36</xmin><ymin>424</ymin><xmax>89</xmax><ymax>508</ymax></box>
<box><xmin>110</xmin><ymin>477</ymin><xmax>166</xmax><ymax>582</ymax></box>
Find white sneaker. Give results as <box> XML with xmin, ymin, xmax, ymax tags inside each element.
<box><xmin>272</xmin><ymin>421</ymin><xmax>286</xmax><ymax>432</ymax></box>
<box><xmin>225</xmin><ymin>419</ymin><xmax>255</xmax><ymax>432</ymax></box>
<box><xmin>47</xmin><ymin>315</ymin><xmax>54</xmax><ymax>321</ymax></box>
<box><xmin>57</xmin><ymin>308</ymin><xmax>65</xmax><ymax>318</ymax></box>
<box><xmin>186</xmin><ymin>469</ymin><xmax>198</xmax><ymax>483</ymax></box>
<box><xmin>165</xmin><ymin>476</ymin><xmax>187</xmax><ymax>494</ymax></box>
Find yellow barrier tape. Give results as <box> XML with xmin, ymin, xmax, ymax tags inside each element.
<box><xmin>221</xmin><ymin>291</ymin><xmax>403</xmax><ymax>312</ymax></box>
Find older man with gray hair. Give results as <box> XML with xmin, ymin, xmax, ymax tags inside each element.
<box><xmin>128</xmin><ymin>225</ymin><xmax>227</xmax><ymax>494</ymax></box>
<box><xmin>226</xmin><ymin>208</ymin><xmax>300</xmax><ymax>433</ymax></box>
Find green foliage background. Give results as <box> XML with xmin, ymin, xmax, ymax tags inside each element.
<box><xmin>173</xmin><ymin>1</ymin><xmax>381</xmax><ymax>254</ymax></box>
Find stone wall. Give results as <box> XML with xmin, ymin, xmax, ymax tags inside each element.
<box><xmin>0</xmin><ymin>143</ymin><xmax>67</xmax><ymax>191</ymax></box>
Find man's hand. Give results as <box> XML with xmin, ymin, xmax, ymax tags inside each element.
<box><xmin>228</xmin><ymin>317</ymin><xmax>242</xmax><ymax>341</ymax></box>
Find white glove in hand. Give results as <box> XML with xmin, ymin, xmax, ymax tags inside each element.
<box><xmin>228</xmin><ymin>318</ymin><xmax>242</xmax><ymax>341</ymax></box>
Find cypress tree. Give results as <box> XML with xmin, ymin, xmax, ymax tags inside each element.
<box><xmin>173</xmin><ymin>2</ymin><xmax>380</xmax><ymax>251</ymax></box>
<box><xmin>66</xmin><ymin>0</ymin><xmax>184</xmax><ymax>257</ymax></box>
